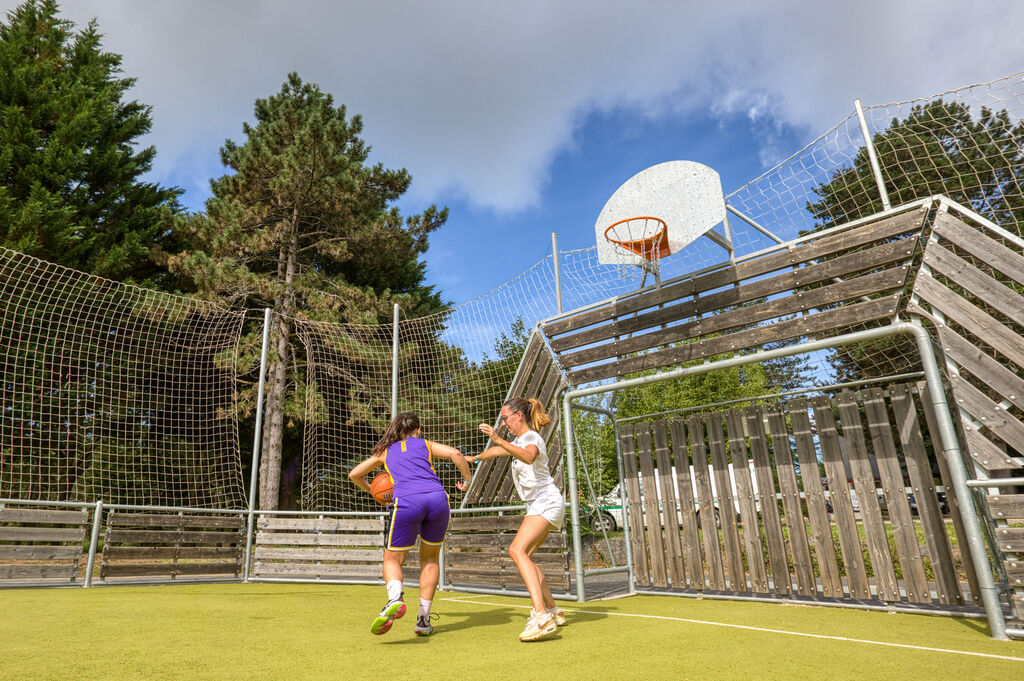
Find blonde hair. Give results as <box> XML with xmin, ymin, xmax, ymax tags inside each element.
<box><xmin>504</xmin><ymin>397</ymin><xmax>551</xmax><ymax>431</ymax></box>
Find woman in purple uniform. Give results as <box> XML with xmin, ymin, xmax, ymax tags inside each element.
<box><xmin>349</xmin><ymin>412</ymin><xmax>472</xmax><ymax>637</ymax></box>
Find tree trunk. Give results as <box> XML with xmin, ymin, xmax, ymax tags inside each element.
<box><xmin>258</xmin><ymin>223</ymin><xmax>298</xmax><ymax>510</ymax></box>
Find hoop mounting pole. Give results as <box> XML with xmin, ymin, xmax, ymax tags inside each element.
<box><xmin>854</xmin><ymin>98</ymin><xmax>891</xmax><ymax>211</ymax></box>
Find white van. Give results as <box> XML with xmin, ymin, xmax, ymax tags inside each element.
<box><xmin>589</xmin><ymin>461</ymin><xmax>759</xmax><ymax>532</ymax></box>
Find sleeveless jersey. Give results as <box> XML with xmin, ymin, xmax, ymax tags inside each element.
<box><xmin>383</xmin><ymin>437</ymin><xmax>444</xmax><ymax>499</ymax></box>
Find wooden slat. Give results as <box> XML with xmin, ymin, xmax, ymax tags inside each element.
<box><xmin>930</xmin><ymin>212</ymin><xmax>1024</xmax><ymax>288</ymax></box>
<box><xmin>543</xmin><ymin>208</ymin><xmax>924</xmax><ymax>337</ymax></box>
<box><xmin>550</xmin><ymin>237</ymin><xmax>917</xmax><ymax>353</ymax></box>
<box><xmin>449</xmin><ymin>515</ymin><xmax>524</xmax><ymax>532</ymax></box>
<box><xmin>106</xmin><ymin>513</ymin><xmax>244</xmax><ymax>528</ymax></box>
<box><xmin>104</xmin><ymin>546</ymin><xmax>242</xmax><ymax>561</ymax></box>
<box><xmin>687</xmin><ymin>415</ymin><xmax>725</xmax><ymax>590</ymax></box>
<box><xmin>620</xmin><ymin>425</ymin><xmax>650</xmax><ymax>586</ymax></box>
<box><xmin>937</xmin><ymin>326</ymin><xmax>1024</xmax><ymax>439</ymax></box>
<box><xmin>917</xmin><ymin>380</ymin><xmax>982</xmax><ymax>605</ymax></box>
<box><xmin>788</xmin><ymin>400</ymin><xmax>843</xmax><ymax>598</ymax></box>
<box><xmin>0</xmin><ymin>545</ymin><xmax>82</xmax><ymax>560</ymax></box>
<box><xmin>862</xmin><ymin>388</ymin><xmax>929</xmax><ymax>603</ymax></box>
<box><xmin>767</xmin><ymin>403</ymin><xmax>816</xmax><ymax>596</ymax></box>
<box><xmin>448</xmin><ymin>532</ymin><xmax>568</xmax><ymax>549</ymax></box>
<box><xmin>836</xmin><ymin>392</ymin><xmax>899</xmax><ymax>601</ymax></box>
<box><xmin>987</xmin><ymin>495</ymin><xmax>1024</xmax><ymax>521</ymax></box>
<box><xmin>994</xmin><ymin>527</ymin><xmax>1024</xmax><ymax>553</ymax></box>
<box><xmin>744</xmin><ymin>405</ymin><xmax>792</xmax><ymax>596</ymax></box>
<box><xmin>948</xmin><ymin>373</ymin><xmax>1024</xmax><ymax>453</ymax></box>
<box><xmin>653</xmin><ymin>421</ymin><xmax>686</xmax><ymax>587</ymax></box>
<box><xmin>253</xmin><ymin>563</ymin><xmax>381</xmax><ymax>578</ymax></box>
<box><xmin>923</xmin><ymin>241</ymin><xmax>1024</xmax><ymax>328</ymax></box>
<box><xmin>1005</xmin><ymin>560</ymin><xmax>1024</xmax><ymax>587</ymax></box>
<box><xmin>559</xmin><ymin>267</ymin><xmax>907</xmax><ymax>368</ymax></box>
<box><xmin>446</xmin><ymin>552</ymin><xmax>567</xmax><ymax>571</ymax></box>
<box><xmin>0</xmin><ymin>508</ymin><xmax>89</xmax><ymax>524</ymax></box>
<box><xmin>725</xmin><ymin>409</ymin><xmax>768</xmax><ymax>593</ymax></box>
<box><xmin>256</xmin><ymin>517</ymin><xmax>383</xmax><ymax>532</ymax></box>
<box><xmin>707</xmin><ymin>412</ymin><xmax>745</xmax><ymax>591</ymax></box>
<box><xmin>889</xmin><ymin>384</ymin><xmax>962</xmax><ymax>606</ymax></box>
<box><xmin>105</xmin><ymin>529</ymin><xmax>242</xmax><ymax>544</ymax></box>
<box><xmin>911</xmin><ymin>272</ymin><xmax>1024</xmax><ymax>370</ymax></box>
<box><xmin>255</xmin><ymin>532</ymin><xmax>382</xmax><ymax>546</ymax></box>
<box><xmin>569</xmin><ymin>296</ymin><xmax>899</xmax><ymax>385</ymax></box>
<box><xmin>811</xmin><ymin>396</ymin><xmax>871</xmax><ymax>599</ymax></box>
<box><xmin>0</xmin><ymin>526</ymin><xmax>86</xmax><ymax>542</ymax></box>
<box><xmin>669</xmin><ymin>419</ymin><xmax>704</xmax><ymax>589</ymax></box>
<box><xmin>962</xmin><ymin>426</ymin><xmax>1024</xmax><ymax>472</ymax></box>
<box><xmin>102</xmin><ymin>562</ymin><xmax>240</xmax><ymax>577</ymax></box>
<box><xmin>636</xmin><ymin>424</ymin><xmax>669</xmax><ymax>587</ymax></box>
<box><xmin>0</xmin><ymin>564</ymin><xmax>78</xmax><ymax>580</ymax></box>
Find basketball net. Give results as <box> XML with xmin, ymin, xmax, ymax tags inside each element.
<box><xmin>603</xmin><ymin>216</ymin><xmax>668</xmax><ymax>281</ymax></box>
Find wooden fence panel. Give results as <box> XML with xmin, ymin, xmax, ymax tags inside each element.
<box><xmin>707</xmin><ymin>413</ymin><xmax>745</xmax><ymax>591</ymax></box>
<box><xmin>636</xmin><ymin>424</ymin><xmax>669</xmax><ymax>587</ymax></box>
<box><xmin>0</xmin><ymin>506</ymin><xmax>89</xmax><ymax>584</ymax></box>
<box><xmin>788</xmin><ymin>399</ymin><xmax>843</xmax><ymax>598</ymax></box>
<box><xmin>745</xmin><ymin>404</ymin><xmax>792</xmax><ymax>595</ymax></box>
<box><xmin>767</xmin><ymin>403</ymin><xmax>816</xmax><ymax>596</ymax></box>
<box><xmin>252</xmin><ymin>515</ymin><xmax>383</xmax><ymax>581</ymax></box>
<box><xmin>669</xmin><ymin>419</ymin><xmax>704</xmax><ymax>589</ymax></box>
<box><xmin>687</xmin><ymin>415</ymin><xmax>725</xmax><ymax>590</ymax></box>
<box><xmin>653</xmin><ymin>421</ymin><xmax>686</xmax><ymax>587</ymax></box>
<box><xmin>620</xmin><ymin>425</ymin><xmax>650</xmax><ymax>587</ymax></box>
<box><xmin>725</xmin><ymin>408</ymin><xmax>768</xmax><ymax>593</ymax></box>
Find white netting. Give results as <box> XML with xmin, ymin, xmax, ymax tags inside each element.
<box><xmin>0</xmin><ymin>248</ymin><xmax>248</xmax><ymax>508</ymax></box>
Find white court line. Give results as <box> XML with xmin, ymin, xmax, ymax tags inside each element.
<box><xmin>442</xmin><ymin>596</ymin><xmax>1024</xmax><ymax>663</ymax></box>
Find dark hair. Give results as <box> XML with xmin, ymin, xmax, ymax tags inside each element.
<box><xmin>372</xmin><ymin>412</ymin><xmax>420</xmax><ymax>455</ymax></box>
<box><xmin>504</xmin><ymin>397</ymin><xmax>551</xmax><ymax>431</ymax></box>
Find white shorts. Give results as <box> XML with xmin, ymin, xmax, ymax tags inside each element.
<box><xmin>524</xmin><ymin>493</ymin><xmax>565</xmax><ymax>531</ymax></box>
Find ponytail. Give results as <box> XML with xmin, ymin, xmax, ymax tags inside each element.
<box><xmin>504</xmin><ymin>397</ymin><xmax>551</xmax><ymax>431</ymax></box>
<box><xmin>372</xmin><ymin>412</ymin><xmax>421</xmax><ymax>455</ymax></box>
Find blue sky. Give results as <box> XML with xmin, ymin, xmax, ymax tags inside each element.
<box><xmin>5</xmin><ymin>0</ymin><xmax>1023</xmax><ymax>306</ymax></box>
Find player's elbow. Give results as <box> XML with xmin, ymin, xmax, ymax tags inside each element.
<box><xmin>347</xmin><ymin>469</ymin><xmax>361</xmax><ymax>481</ymax></box>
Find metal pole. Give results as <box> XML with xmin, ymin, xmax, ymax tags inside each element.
<box><xmin>83</xmin><ymin>500</ymin><xmax>103</xmax><ymax>588</ymax></box>
<box><xmin>854</xmin><ymin>98</ymin><xmax>891</xmax><ymax>211</ymax></box>
<box><xmin>552</xmin><ymin>232</ymin><xmax>563</xmax><ymax>314</ymax></box>
<box><xmin>612</xmin><ymin>413</ymin><xmax>635</xmax><ymax>594</ymax></box>
<box><xmin>908</xmin><ymin>320</ymin><xmax>1008</xmax><ymax>640</ymax></box>
<box><xmin>243</xmin><ymin>307</ymin><xmax>273</xmax><ymax>582</ymax></box>
<box><xmin>562</xmin><ymin>394</ymin><xmax>586</xmax><ymax>602</ymax></box>
<box><xmin>392</xmin><ymin>303</ymin><xmax>400</xmax><ymax>418</ymax></box>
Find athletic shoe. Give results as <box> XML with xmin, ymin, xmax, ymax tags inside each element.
<box><xmin>370</xmin><ymin>594</ymin><xmax>406</xmax><ymax>635</ymax></box>
<box><xmin>414</xmin><ymin>613</ymin><xmax>439</xmax><ymax>636</ymax></box>
<box><xmin>550</xmin><ymin>608</ymin><xmax>566</xmax><ymax>626</ymax></box>
<box><xmin>519</xmin><ymin>609</ymin><xmax>557</xmax><ymax>642</ymax></box>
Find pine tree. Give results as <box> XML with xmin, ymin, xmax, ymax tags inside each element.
<box><xmin>0</xmin><ymin>0</ymin><xmax>182</xmax><ymax>285</ymax></box>
<box><xmin>807</xmin><ymin>99</ymin><xmax>1024</xmax><ymax>380</ymax></box>
<box><xmin>170</xmin><ymin>73</ymin><xmax>447</xmax><ymax>509</ymax></box>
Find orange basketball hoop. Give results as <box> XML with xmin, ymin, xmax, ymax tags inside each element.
<box><xmin>603</xmin><ymin>216</ymin><xmax>670</xmax><ymax>261</ymax></box>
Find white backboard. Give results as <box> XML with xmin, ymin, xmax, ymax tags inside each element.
<box><xmin>595</xmin><ymin>160</ymin><xmax>726</xmax><ymax>266</ymax></box>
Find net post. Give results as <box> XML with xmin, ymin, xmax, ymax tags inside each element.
<box><xmin>552</xmin><ymin>232</ymin><xmax>563</xmax><ymax>314</ymax></box>
<box><xmin>563</xmin><ymin>393</ymin><xmax>586</xmax><ymax>602</ymax></box>
<box><xmin>392</xmin><ymin>303</ymin><xmax>400</xmax><ymax>418</ymax></box>
<box><xmin>243</xmin><ymin>307</ymin><xmax>273</xmax><ymax>582</ymax></box>
<box><xmin>83</xmin><ymin>499</ymin><xmax>103</xmax><ymax>588</ymax></box>
<box><xmin>854</xmin><ymin>97</ymin><xmax>892</xmax><ymax>210</ymax></box>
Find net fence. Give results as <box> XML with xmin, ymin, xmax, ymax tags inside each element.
<box><xmin>0</xmin><ymin>248</ymin><xmax>248</xmax><ymax>508</ymax></box>
<box><xmin>1</xmin><ymin>74</ymin><xmax>1022</xmax><ymax>512</ymax></box>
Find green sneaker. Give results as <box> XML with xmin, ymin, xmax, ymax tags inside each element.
<box><xmin>370</xmin><ymin>594</ymin><xmax>406</xmax><ymax>635</ymax></box>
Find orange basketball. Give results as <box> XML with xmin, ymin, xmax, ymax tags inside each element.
<box><xmin>370</xmin><ymin>472</ymin><xmax>393</xmax><ymax>505</ymax></box>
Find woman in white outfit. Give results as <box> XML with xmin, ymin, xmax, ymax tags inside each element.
<box><xmin>468</xmin><ymin>397</ymin><xmax>566</xmax><ymax>642</ymax></box>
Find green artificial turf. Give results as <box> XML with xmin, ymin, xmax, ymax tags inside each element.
<box><xmin>2</xmin><ymin>583</ymin><xmax>1022</xmax><ymax>680</ymax></box>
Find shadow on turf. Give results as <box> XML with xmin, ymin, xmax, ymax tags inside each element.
<box><xmin>378</xmin><ymin>608</ymin><xmax>608</xmax><ymax>644</ymax></box>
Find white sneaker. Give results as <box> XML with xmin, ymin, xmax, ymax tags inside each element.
<box><xmin>519</xmin><ymin>609</ymin><xmax>557</xmax><ymax>642</ymax></box>
<box><xmin>549</xmin><ymin>608</ymin><xmax>566</xmax><ymax>626</ymax></box>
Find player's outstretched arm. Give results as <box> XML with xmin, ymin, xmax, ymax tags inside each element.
<box><xmin>427</xmin><ymin>441</ymin><xmax>473</xmax><ymax>491</ymax></box>
<box><xmin>348</xmin><ymin>453</ymin><xmax>384</xmax><ymax>494</ymax></box>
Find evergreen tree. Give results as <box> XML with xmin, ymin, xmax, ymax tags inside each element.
<box><xmin>170</xmin><ymin>73</ymin><xmax>447</xmax><ymax>509</ymax></box>
<box><xmin>807</xmin><ymin>99</ymin><xmax>1024</xmax><ymax>380</ymax></box>
<box><xmin>0</xmin><ymin>0</ymin><xmax>182</xmax><ymax>285</ymax></box>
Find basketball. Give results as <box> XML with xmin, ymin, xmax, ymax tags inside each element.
<box><xmin>370</xmin><ymin>472</ymin><xmax>393</xmax><ymax>505</ymax></box>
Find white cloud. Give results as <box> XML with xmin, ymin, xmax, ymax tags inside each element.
<box><xmin>4</xmin><ymin>0</ymin><xmax>1023</xmax><ymax>211</ymax></box>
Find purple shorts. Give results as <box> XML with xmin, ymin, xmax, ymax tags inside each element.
<box><xmin>385</xmin><ymin>490</ymin><xmax>450</xmax><ymax>550</ymax></box>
